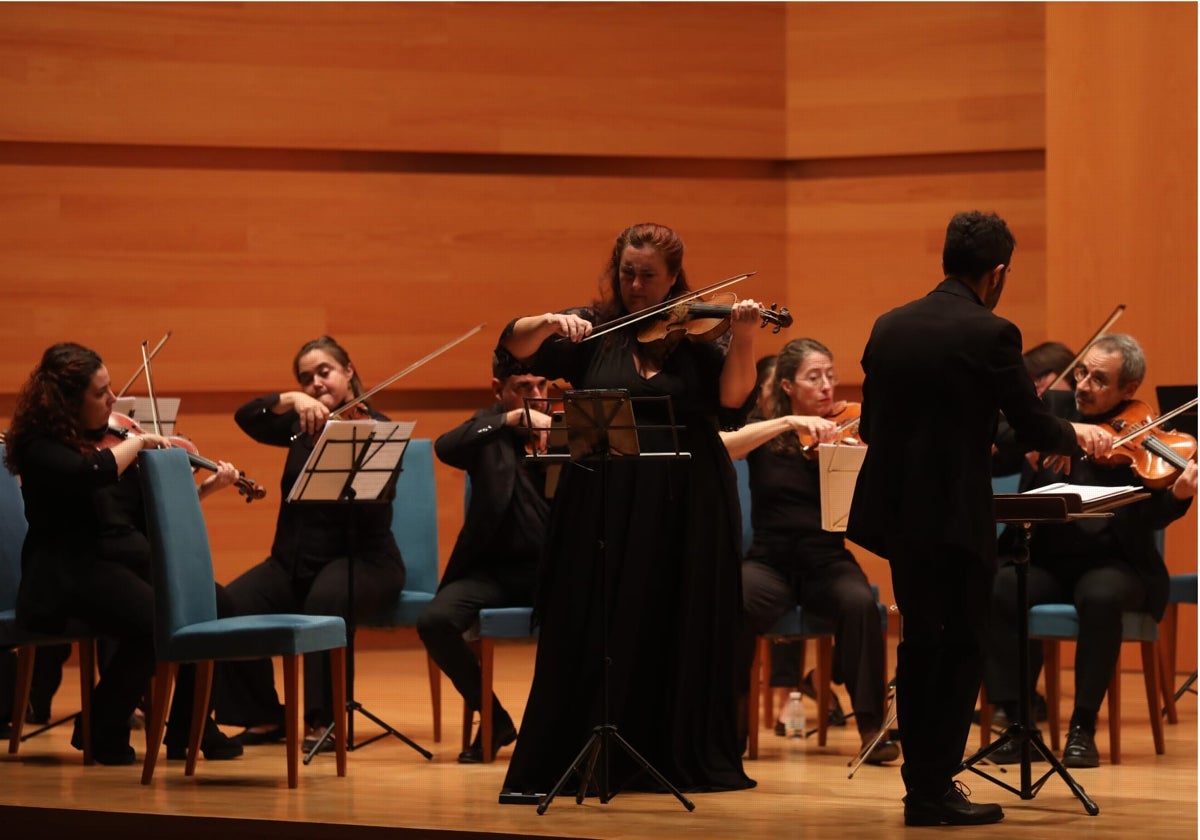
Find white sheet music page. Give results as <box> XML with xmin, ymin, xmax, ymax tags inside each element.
<box><xmin>287</xmin><ymin>420</ymin><xmax>416</xmax><ymax>503</ymax></box>
<box><xmin>1025</xmin><ymin>482</ymin><xmax>1141</xmax><ymax>505</ymax></box>
<box><xmin>818</xmin><ymin>443</ymin><xmax>867</xmax><ymax>532</ymax></box>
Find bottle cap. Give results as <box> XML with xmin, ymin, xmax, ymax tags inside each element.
<box><xmin>789</xmin><ymin>691</ymin><xmax>802</xmax><ymax>699</ymax></box>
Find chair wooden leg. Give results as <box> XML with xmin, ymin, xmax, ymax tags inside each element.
<box><xmin>1142</xmin><ymin>641</ymin><xmax>1165</xmax><ymax>756</ymax></box>
<box><xmin>8</xmin><ymin>645</ymin><xmax>34</xmax><ymax>755</ymax></box>
<box><xmin>1159</xmin><ymin>610</ymin><xmax>1179</xmax><ymax>725</ymax></box>
<box><xmin>1107</xmin><ymin>653</ymin><xmax>1122</xmax><ymax>765</ymax></box>
<box><xmin>1043</xmin><ymin>640</ymin><xmax>1062</xmax><ymax>751</ymax></box>
<box><xmin>186</xmin><ymin>661</ymin><xmax>214</xmax><ymax>777</ymax></box>
<box><xmin>759</xmin><ymin>637</ymin><xmax>775</xmax><ymax>731</ymax></box>
<box><xmin>747</xmin><ymin>637</ymin><xmax>763</xmax><ymax>760</ymax></box>
<box><xmin>141</xmin><ymin>661</ymin><xmax>176</xmax><ymax>785</ymax></box>
<box><xmin>283</xmin><ymin>655</ymin><xmax>300</xmax><ymax>789</ymax></box>
<box><xmin>978</xmin><ymin>683</ymin><xmax>994</xmax><ymax>749</ymax></box>
<box><xmin>77</xmin><ymin>640</ymin><xmax>94</xmax><ymax>765</ymax></box>
<box><xmin>815</xmin><ymin>637</ymin><xmax>833</xmax><ymax>747</ymax></box>
<box><xmin>426</xmin><ymin>653</ymin><xmax>442</xmax><ymax>743</ymax></box>
<box><xmin>331</xmin><ymin>647</ymin><xmax>348</xmax><ymax>778</ymax></box>
<box><xmin>481</xmin><ymin>638</ymin><xmax>495</xmax><ymax>763</ymax></box>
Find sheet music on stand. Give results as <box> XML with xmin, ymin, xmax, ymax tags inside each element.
<box><xmin>818</xmin><ymin>443</ymin><xmax>866</xmax><ymax>532</ymax></box>
<box><xmin>112</xmin><ymin>396</ymin><xmax>181</xmax><ymax>435</ymax></box>
<box><xmin>287</xmin><ymin>420</ymin><xmax>416</xmax><ymax>503</ymax></box>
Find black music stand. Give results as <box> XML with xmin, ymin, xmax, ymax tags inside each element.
<box><xmin>516</xmin><ymin>390</ymin><xmax>695</xmax><ymax>814</ymax></box>
<box><xmin>288</xmin><ymin>419</ymin><xmax>432</xmax><ymax>762</ymax></box>
<box><xmin>957</xmin><ymin>488</ymin><xmax>1147</xmax><ymax>816</ymax></box>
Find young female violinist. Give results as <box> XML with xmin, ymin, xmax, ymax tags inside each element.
<box><xmin>3</xmin><ymin>342</ymin><xmax>242</xmax><ymax>765</ymax></box>
<box><xmin>214</xmin><ymin>336</ymin><xmax>406</xmax><ymax>748</ymax></box>
<box><xmin>498</xmin><ymin>222</ymin><xmax>764</xmax><ymax>797</ymax></box>
<box><xmin>720</xmin><ymin>337</ymin><xmax>898</xmax><ymax>763</ymax></box>
<box><xmin>984</xmin><ymin>333</ymin><xmax>1196</xmax><ymax>768</ymax></box>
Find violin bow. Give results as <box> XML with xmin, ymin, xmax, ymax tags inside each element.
<box><xmin>116</xmin><ymin>331</ymin><xmax>171</xmax><ymax>399</ymax></box>
<box><xmin>140</xmin><ymin>340</ymin><xmax>166</xmax><ymax>436</ymax></box>
<box><xmin>581</xmin><ymin>271</ymin><xmax>757</xmax><ymax>343</ymax></box>
<box><xmin>1043</xmin><ymin>304</ymin><xmax>1125</xmax><ymax>393</ymax></box>
<box><xmin>329</xmin><ymin>323</ymin><xmax>488</xmax><ymax>421</ymax></box>
<box><xmin>1110</xmin><ymin>397</ymin><xmax>1199</xmax><ymax>448</ymax></box>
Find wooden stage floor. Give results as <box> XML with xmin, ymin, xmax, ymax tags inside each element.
<box><xmin>0</xmin><ymin>645</ymin><xmax>1195</xmax><ymax>839</ymax></box>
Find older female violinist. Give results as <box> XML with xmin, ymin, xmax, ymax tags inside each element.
<box><xmin>499</xmin><ymin>222</ymin><xmax>764</xmax><ymax>798</ymax></box>
<box><xmin>3</xmin><ymin>342</ymin><xmax>241</xmax><ymax>764</ymax></box>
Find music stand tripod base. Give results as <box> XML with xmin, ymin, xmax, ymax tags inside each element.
<box><xmin>955</xmin><ymin>491</ymin><xmax>1147</xmax><ymax>817</ymax></box>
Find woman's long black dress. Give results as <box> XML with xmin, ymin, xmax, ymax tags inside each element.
<box><xmin>501</xmin><ymin>309</ymin><xmax>755</xmax><ymax>795</ymax></box>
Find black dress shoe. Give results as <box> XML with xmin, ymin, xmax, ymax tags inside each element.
<box><xmin>987</xmin><ymin>739</ymin><xmax>1046</xmax><ymax>765</ymax></box>
<box><xmin>862</xmin><ymin>736</ymin><xmax>900</xmax><ymax>765</ymax></box>
<box><xmin>773</xmin><ymin>720</ymin><xmax>787</xmax><ymax>737</ymax></box>
<box><xmin>1062</xmin><ymin>725</ymin><xmax>1100</xmax><ymax>768</ymax></box>
<box><xmin>904</xmin><ymin>782</ymin><xmax>1004</xmax><ymax>826</ymax></box>
<box><xmin>458</xmin><ymin>719</ymin><xmax>518</xmax><ymax>764</ymax></box>
<box><xmin>302</xmin><ymin>734</ymin><xmax>337</xmax><ymax>754</ymax></box>
<box><xmin>72</xmin><ymin>717</ymin><xmax>137</xmax><ymax>766</ymax></box>
<box><xmin>233</xmin><ymin>724</ymin><xmax>287</xmax><ymax>746</ymax></box>
<box><xmin>166</xmin><ymin>719</ymin><xmax>244</xmax><ymax>761</ymax></box>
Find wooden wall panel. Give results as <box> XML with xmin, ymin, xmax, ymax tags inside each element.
<box><xmin>1045</xmin><ymin>3</ymin><xmax>1198</xmax><ymax>670</ymax></box>
<box><xmin>0</xmin><ymin>2</ymin><xmax>785</xmax><ymax>158</ymax></box>
<box><xmin>786</xmin><ymin>3</ymin><xmax>1045</xmax><ymax>158</ymax></box>
<box><xmin>0</xmin><ymin>162</ymin><xmax>787</xmax><ymax>393</ymax></box>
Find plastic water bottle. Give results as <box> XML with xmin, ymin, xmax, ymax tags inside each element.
<box><xmin>784</xmin><ymin>690</ymin><xmax>806</xmax><ymax>738</ymax></box>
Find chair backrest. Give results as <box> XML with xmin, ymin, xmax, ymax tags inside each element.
<box><xmin>992</xmin><ymin>472</ymin><xmax>1021</xmax><ymax>536</ymax></box>
<box><xmin>0</xmin><ymin>445</ymin><xmax>26</xmax><ymax>611</ymax></box>
<box><xmin>733</xmin><ymin>458</ymin><xmax>753</xmax><ymax>554</ymax></box>
<box><xmin>391</xmin><ymin>438</ymin><xmax>439</xmax><ymax>596</ymax></box>
<box><xmin>139</xmin><ymin>448</ymin><xmax>219</xmax><ymax>653</ymax></box>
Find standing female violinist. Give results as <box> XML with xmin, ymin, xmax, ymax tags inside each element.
<box><xmin>720</xmin><ymin>337</ymin><xmax>898</xmax><ymax>763</ymax></box>
<box><xmin>984</xmin><ymin>333</ymin><xmax>1196</xmax><ymax>768</ymax></box>
<box><xmin>215</xmin><ymin>336</ymin><xmax>406</xmax><ymax>747</ymax></box>
<box><xmin>498</xmin><ymin>222</ymin><xmax>762</xmax><ymax>797</ymax></box>
<box><xmin>3</xmin><ymin>343</ymin><xmax>242</xmax><ymax>764</ymax></box>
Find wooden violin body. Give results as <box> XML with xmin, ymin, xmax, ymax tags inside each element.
<box><xmin>800</xmin><ymin>401</ymin><xmax>863</xmax><ymax>458</ymax></box>
<box><xmin>1093</xmin><ymin>399</ymin><xmax>1197</xmax><ymax>489</ymax></box>
<box><xmin>636</xmin><ymin>292</ymin><xmax>793</xmax><ymax>348</ymax></box>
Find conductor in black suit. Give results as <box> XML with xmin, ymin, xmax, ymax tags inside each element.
<box><xmin>847</xmin><ymin>211</ymin><xmax>1113</xmax><ymax>826</ymax></box>
<box><xmin>418</xmin><ymin>353</ymin><xmax>552</xmax><ymax>763</ymax></box>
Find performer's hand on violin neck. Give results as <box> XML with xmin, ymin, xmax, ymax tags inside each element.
<box><xmin>727</xmin><ymin>298</ymin><xmax>766</xmax><ymax>337</ymax></box>
<box><xmin>199</xmin><ymin>460</ymin><xmax>240</xmax><ymax>497</ymax></box>
<box><xmin>1172</xmin><ymin>461</ymin><xmax>1198</xmax><ymax>500</ymax></box>
<box><xmin>279</xmin><ymin>391</ymin><xmax>331</xmax><ymax>436</ymax></box>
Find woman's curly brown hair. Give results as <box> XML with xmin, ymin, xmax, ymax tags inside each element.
<box><xmin>4</xmin><ymin>343</ymin><xmax>104</xmax><ymax>475</ymax></box>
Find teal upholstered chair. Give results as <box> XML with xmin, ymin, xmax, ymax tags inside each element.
<box><xmin>1028</xmin><ymin>604</ymin><xmax>1164</xmax><ymax>764</ymax></box>
<box><xmin>1160</xmin><ymin>571</ymin><xmax>1197</xmax><ymax>723</ymax></box>
<box><xmin>457</xmin><ymin>474</ymin><xmax>538</xmax><ymax>763</ymax></box>
<box><xmin>734</xmin><ymin>458</ymin><xmax>889</xmax><ymax>759</ymax></box>
<box><xmin>0</xmin><ymin>444</ymin><xmax>96</xmax><ymax>763</ymax></box>
<box><xmin>138</xmin><ymin>448</ymin><xmax>348</xmax><ymax>787</ymax></box>
<box><xmin>361</xmin><ymin>438</ymin><xmax>444</xmax><ymax>740</ymax></box>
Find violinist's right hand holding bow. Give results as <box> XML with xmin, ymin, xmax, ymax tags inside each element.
<box><xmin>275</xmin><ymin>391</ymin><xmax>331</xmax><ymax>436</ymax></box>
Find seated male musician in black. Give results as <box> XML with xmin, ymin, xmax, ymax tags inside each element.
<box><xmin>417</xmin><ymin>353</ymin><xmax>552</xmax><ymax>763</ymax></box>
<box><xmin>984</xmin><ymin>333</ymin><xmax>1196</xmax><ymax>767</ymax></box>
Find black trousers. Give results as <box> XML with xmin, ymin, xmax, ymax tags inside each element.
<box><xmin>214</xmin><ymin>554</ymin><xmax>405</xmax><ymax>728</ymax></box>
<box><xmin>416</xmin><ymin>561</ymin><xmax>536</xmax><ymax>733</ymax></box>
<box><xmin>888</xmin><ymin>542</ymin><xmax>992</xmax><ymax>799</ymax></box>
<box><xmin>986</xmin><ymin>557</ymin><xmax>1146</xmax><ymax>715</ymax></box>
<box><xmin>739</xmin><ymin>554</ymin><xmax>886</xmax><ymax>734</ymax></box>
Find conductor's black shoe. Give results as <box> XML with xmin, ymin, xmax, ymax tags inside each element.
<box><xmin>903</xmin><ymin>782</ymin><xmax>1004</xmax><ymax>826</ymax></box>
<box><xmin>1061</xmin><ymin>725</ymin><xmax>1100</xmax><ymax>768</ymax></box>
<box><xmin>458</xmin><ymin>719</ymin><xmax>518</xmax><ymax>764</ymax></box>
<box><xmin>988</xmin><ymin>739</ymin><xmax>1046</xmax><ymax>765</ymax></box>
